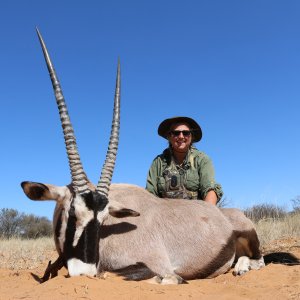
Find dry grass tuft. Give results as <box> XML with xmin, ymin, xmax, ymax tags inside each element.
<box><xmin>0</xmin><ymin>237</ymin><xmax>56</xmax><ymax>270</ymax></box>
<box><xmin>254</xmin><ymin>213</ymin><xmax>300</xmax><ymax>246</ymax></box>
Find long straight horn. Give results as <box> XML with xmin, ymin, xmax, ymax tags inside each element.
<box><xmin>36</xmin><ymin>28</ymin><xmax>89</xmax><ymax>194</ymax></box>
<box><xmin>96</xmin><ymin>61</ymin><xmax>121</xmax><ymax>197</ymax></box>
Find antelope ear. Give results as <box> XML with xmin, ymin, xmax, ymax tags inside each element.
<box><xmin>108</xmin><ymin>206</ymin><xmax>140</xmax><ymax>218</ymax></box>
<box><xmin>21</xmin><ymin>181</ymin><xmax>70</xmax><ymax>201</ymax></box>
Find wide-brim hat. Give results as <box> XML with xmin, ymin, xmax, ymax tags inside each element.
<box><xmin>158</xmin><ymin>116</ymin><xmax>202</xmax><ymax>142</ymax></box>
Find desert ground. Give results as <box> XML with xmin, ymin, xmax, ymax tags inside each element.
<box><xmin>0</xmin><ymin>237</ymin><xmax>299</xmax><ymax>300</ymax></box>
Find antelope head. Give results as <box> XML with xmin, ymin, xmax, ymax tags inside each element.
<box><xmin>21</xmin><ymin>29</ymin><xmax>139</xmax><ymax>276</ymax></box>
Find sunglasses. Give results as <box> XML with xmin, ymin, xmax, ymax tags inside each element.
<box><xmin>170</xmin><ymin>130</ymin><xmax>192</xmax><ymax>137</ymax></box>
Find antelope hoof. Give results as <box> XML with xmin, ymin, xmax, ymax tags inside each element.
<box><xmin>249</xmin><ymin>257</ymin><xmax>265</xmax><ymax>270</ymax></box>
<box><xmin>233</xmin><ymin>256</ymin><xmax>251</xmax><ymax>276</ymax></box>
<box><xmin>161</xmin><ymin>274</ymin><xmax>184</xmax><ymax>285</ymax></box>
<box><xmin>146</xmin><ymin>276</ymin><xmax>162</xmax><ymax>284</ymax></box>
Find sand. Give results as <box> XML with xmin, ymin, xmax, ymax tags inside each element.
<box><xmin>0</xmin><ymin>238</ymin><xmax>299</xmax><ymax>300</ymax></box>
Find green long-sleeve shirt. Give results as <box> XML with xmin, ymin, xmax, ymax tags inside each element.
<box><xmin>146</xmin><ymin>146</ymin><xmax>223</xmax><ymax>201</ymax></box>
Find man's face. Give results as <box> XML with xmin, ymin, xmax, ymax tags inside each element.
<box><xmin>168</xmin><ymin>123</ymin><xmax>192</xmax><ymax>153</ymax></box>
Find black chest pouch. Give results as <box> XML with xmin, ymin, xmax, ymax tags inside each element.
<box><xmin>162</xmin><ymin>168</ymin><xmax>189</xmax><ymax>199</ymax></box>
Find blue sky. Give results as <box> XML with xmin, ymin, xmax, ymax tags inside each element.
<box><xmin>1</xmin><ymin>1</ymin><xmax>299</xmax><ymax>219</ymax></box>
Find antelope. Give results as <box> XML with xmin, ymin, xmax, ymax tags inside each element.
<box><xmin>21</xmin><ymin>29</ymin><xmax>264</xmax><ymax>284</ymax></box>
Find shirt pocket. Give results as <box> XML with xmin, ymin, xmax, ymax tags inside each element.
<box><xmin>157</xmin><ymin>176</ymin><xmax>166</xmax><ymax>195</ymax></box>
<box><xmin>185</xmin><ymin>169</ymin><xmax>200</xmax><ymax>191</ymax></box>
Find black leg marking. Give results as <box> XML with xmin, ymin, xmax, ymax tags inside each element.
<box><xmin>40</xmin><ymin>255</ymin><xmax>66</xmax><ymax>283</ymax></box>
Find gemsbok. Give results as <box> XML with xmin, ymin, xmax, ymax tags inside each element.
<box><xmin>21</xmin><ymin>29</ymin><xmax>264</xmax><ymax>284</ymax></box>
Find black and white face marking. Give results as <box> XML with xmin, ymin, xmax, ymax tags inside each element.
<box><xmin>57</xmin><ymin>191</ymin><xmax>109</xmax><ymax>277</ymax></box>
<box><xmin>21</xmin><ymin>181</ymin><xmax>140</xmax><ymax>277</ymax></box>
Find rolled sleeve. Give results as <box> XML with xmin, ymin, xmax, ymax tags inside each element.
<box><xmin>198</xmin><ymin>154</ymin><xmax>223</xmax><ymax>202</ymax></box>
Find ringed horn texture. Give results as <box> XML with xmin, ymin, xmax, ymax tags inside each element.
<box><xmin>96</xmin><ymin>61</ymin><xmax>120</xmax><ymax>197</ymax></box>
<box><xmin>36</xmin><ymin>28</ymin><xmax>121</xmax><ymax>196</ymax></box>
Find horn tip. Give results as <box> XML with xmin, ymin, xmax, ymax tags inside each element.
<box><xmin>117</xmin><ymin>58</ymin><xmax>121</xmax><ymax>72</ymax></box>
<box><xmin>36</xmin><ymin>27</ymin><xmax>43</xmax><ymax>43</ymax></box>
<box><xmin>36</xmin><ymin>27</ymin><xmax>41</xmax><ymax>35</ymax></box>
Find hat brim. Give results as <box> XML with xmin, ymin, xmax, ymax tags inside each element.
<box><xmin>158</xmin><ymin>116</ymin><xmax>202</xmax><ymax>142</ymax></box>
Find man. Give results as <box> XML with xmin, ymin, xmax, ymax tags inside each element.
<box><xmin>146</xmin><ymin>116</ymin><xmax>223</xmax><ymax>204</ymax></box>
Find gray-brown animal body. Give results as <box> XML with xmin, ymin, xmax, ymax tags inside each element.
<box><xmin>23</xmin><ymin>180</ymin><xmax>264</xmax><ymax>283</ymax></box>
<box><xmin>21</xmin><ymin>29</ymin><xmax>264</xmax><ymax>285</ymax></box>
<box><xmin>98</xmin><ymin>184</ymin><xmax>235</xmax><ymax>280</ymax></box>
<box><xmin>38</xmin><ymin>182</ymin><xmax>262</xmax><ymax>282</ymax></box>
